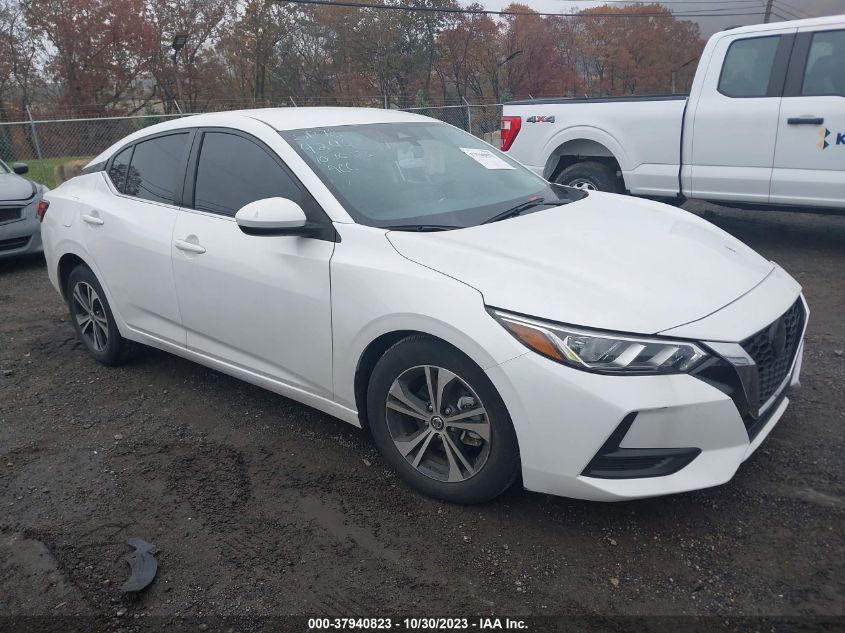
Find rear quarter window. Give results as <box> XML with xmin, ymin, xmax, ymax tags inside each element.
<box><xmin>107</xmin><ymin>146</ymin><xmax>133</xmax><ymax>193</ymax></box>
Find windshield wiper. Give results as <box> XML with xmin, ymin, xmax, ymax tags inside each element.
<box><xmin>381</xmin><ymin>224</ymin><xmax>461</xmax><ymax>232</ymax></box>
<box><xmin>482</xmin><ymin>198</ymin><xmax>566</xmax><ymax>225</ymax></box>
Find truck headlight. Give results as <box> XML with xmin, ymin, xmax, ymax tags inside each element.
<box><xmin>489</xmin><ymin>308</ymin><xmax>709</xmax><ymax>375</ymax></box>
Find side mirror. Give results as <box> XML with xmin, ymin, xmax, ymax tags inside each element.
<box><xmin>12</xmin><ymin>162</ymin><xmax>28</xmax><ymax>175</ymax></box>
<box><xmin>235</xmin><ymin>197</ymin><xmax>320</xmax><ymax>237</ymax></box>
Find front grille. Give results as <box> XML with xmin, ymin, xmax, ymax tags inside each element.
<box><xmin>0</xmin><ymin>236</ymin><xmax>30</xmax><ymax>252</ymax></box>
<box><xmin>740</xmin><ymin>299</ymin><xmax>805</xmax><ymax>406</ymax></box>
<box><xmin>0</xmin><ymin>207</ymin><xmax>23</xmax><ymax>223</ymax></box>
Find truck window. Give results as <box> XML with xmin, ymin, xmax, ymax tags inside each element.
<box><xmin>718</xmin><ymin>36</ymin><xmax>780</xmax><ymax>98</ymax></box>
<box><xmin>801</xmin><ymin>30</ymin><xmax>845</xmax><ymax>97</ymax></box>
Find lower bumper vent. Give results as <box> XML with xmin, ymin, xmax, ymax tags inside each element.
<box><xmin>581</xmin><ymin>413</ymin><xmax>701</xmax><ymax>479</ymax></box>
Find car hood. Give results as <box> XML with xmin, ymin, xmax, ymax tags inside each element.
<box><xmin>0</xmin><ymin>172</ymin><xmax>36</xmax><ymax>202</ymax></box>
<box><xmin>386</xmin><ymin>192</ymin><xmax>774</xmax><ymax>335</ymax></box>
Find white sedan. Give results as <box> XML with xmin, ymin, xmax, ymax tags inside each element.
<box><xmin>39</xmin><ymin>108</ymin><xmax>807</xmax><ymax>503</ymax></box>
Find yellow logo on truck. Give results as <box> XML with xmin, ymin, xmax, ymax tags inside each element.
<box><xmin>818</xmin><ymin>128</ymin><xmax>845</xmax><ymax>150</ymax></box>
<box><xmin>819</xmin><ymin>128</ymin><xmax>830</xmax><ymax>150</ymax></box>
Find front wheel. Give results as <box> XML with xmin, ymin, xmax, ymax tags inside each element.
<box><xmin>556</xmin><ymin>160</ymin><xmax>622</xmax><ymax>193</ymax></box>
<box><xmin>367</xmin><ymin>336</ymin><xmax>519</xmax><ymax>504</ymax></box>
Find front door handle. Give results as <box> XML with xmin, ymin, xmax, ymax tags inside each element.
<box><xmin>787</xmin><ymin>117</ymin><xmax>824</xmax><ymax>125</ymax></box>
<box><xmin>82</xmin><ymin>213</ymin><xmax>104</xmax><ymax>226</ymax></box>
<box><xmin>174</xmin><ymin>239</ymin><xmax>206</xmax><ymax>254</ymax></box>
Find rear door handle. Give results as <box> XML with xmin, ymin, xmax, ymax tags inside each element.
<box><xmin>81</xmin><ymin>213</ymin><xmax>104</xmax><ymax>226</ymax></box>
<box><xmin>787</xmin><ymin>117</ymin><xmax>824</xmax><ymax>125</ymax></box>
<box><xmin>174</xmin><ymin>239</ymin><xmax>206</xmax><ymax>254</ymax></box>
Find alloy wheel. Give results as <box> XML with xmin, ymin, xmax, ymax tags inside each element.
<box><xmin>568</xmin><ymin>178</ymin><xmax>598</xmax><ymax>191</ymax></box>
<box><xmin>385</xmin><ymin>365</ymin><xmax>491</xmax><ymax>483</ymax></box>
<box><xmin>72</xmin><ymin>281</ymin><xmax>109</xmax><ymax>353</ymax></box>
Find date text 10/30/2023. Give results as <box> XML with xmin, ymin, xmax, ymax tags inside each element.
<box><xmin>307</xmin><ymin>617</ymin><xmax>528</xmax><ymax>630</ymax></box>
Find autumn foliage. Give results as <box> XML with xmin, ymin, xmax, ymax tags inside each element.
<box><xmin>0</xmin><ymin>0</ymin><xmax>705</xmax><ymax>118</ymax></box>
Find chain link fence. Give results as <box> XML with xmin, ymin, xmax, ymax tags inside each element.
<box><xmin>0</xmin><ymin>103</ymin><xmax>503</xmax><ymax>189</ymax></box>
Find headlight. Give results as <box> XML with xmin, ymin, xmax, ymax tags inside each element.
<box><xmin>489</xmin><ymin>308</ymin><xmax>709</xmax><ymax>375</ymax></box>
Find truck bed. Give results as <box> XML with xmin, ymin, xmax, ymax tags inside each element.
<box><xmin>503</xmin><ymin>95</ymin><xmax>688</xmax><ymax>198</ymax></box>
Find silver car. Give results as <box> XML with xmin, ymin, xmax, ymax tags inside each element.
<box><xmin>0</xmin><ymin>159</ymin><xmax>48</xmax><ymax>258</ymax></box>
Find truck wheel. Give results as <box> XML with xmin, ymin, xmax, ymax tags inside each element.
<box><xmin>556</xmin><ymin>161</ymin><xmax>622</xmax><ymax>193</ymax></box>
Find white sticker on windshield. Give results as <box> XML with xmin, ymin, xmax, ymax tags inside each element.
<box><xmin>459</xmin><ymin>147</ymin><xmax>515</xmax><ymax>170</ymax></box>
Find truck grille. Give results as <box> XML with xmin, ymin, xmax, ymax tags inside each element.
<box><xmin>740</xmin><ymin>298</ymin><xmax>805</xmax><ymax>406</ymax></box>
<box><xmin>0</xmin><ymin>207</ymin><xmax>23</xmax><ymax>223</ymax></box>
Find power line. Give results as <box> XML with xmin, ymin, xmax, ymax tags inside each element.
<box><xmin>773</xmin><ymin>0</ymin><xmax>814</xmax><ymax>18</ymax></box>
<box><xmin>272</xmin><ymin>0</ymin><xmax>776</xmax><ymax>18</ymax></box>
<box><xmin>776</xmin><ymin>0</ymin><xmax>814</xmax><ymax>17</ymax></box>
<box><xmin>551</xmin><ymin>0</ymin><xmax>767</xmax><ymax>4</ymax></box>
<box><xmin>772</xmin><ymin>5</ymin><xmax>803</xmax><ymax>19</ymax></box>
<box><xmin>561</xmin><ymin>0</ymin><xmax>816</xmax><ymax>21</ymax></box>
<box><xmin>551</xmin><ymin>0</ymin><xmax>815</xmax><ymax>17</ymax></box>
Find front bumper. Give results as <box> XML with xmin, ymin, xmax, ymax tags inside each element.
<box><xmin>485</xmin><ymin>277</ymin><xmax>806</xmax><ymax>502</ymax></box>
<box><xmin>0</xmin><ymin>196</ymin><xmax>43</xmax><ymax>259</ymax></box>
<box><xmin>488</xmin><ymin>352</ymin><xmax>774</xmax><ymax>501</ymax></box>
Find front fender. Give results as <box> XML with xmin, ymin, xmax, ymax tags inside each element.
<box><xmin>329</xmin><ymin>225</ymin><xmax>527</xmax><ymax>412</ymax></box>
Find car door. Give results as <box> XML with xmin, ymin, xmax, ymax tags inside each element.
<box><xmin>171</xmin><ymin>127</ymin><xmax>336</xmax><ymax>399</ymax></box>
<box><xmin>80</xmin><ymin>131</ymin><xmax>191</xmax><ymax>346</ymax></box>
<box><xmin>687</xmin><ymin>28</ymin><xmax>796</xmax><ymax>203</ymax></box>
<box><xmin>771</xmin><ymin>26</ymin><xmax>845</xmax><ymax>208</ymax></box>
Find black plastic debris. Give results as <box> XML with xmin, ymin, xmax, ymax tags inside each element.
<box><xmin>120</xmin><ymin>538</ymin><xmax>159</xmax><ymax>593</ymax></box>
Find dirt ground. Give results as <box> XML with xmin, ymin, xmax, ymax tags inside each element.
<box><xmin>1</xmin><ymin>203</ymin><xmax>843</xmax><ymax>630</ymax></box>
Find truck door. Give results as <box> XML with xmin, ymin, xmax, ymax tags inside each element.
<box><xmin>771</xmin><ymin>26</ymin><xmax>845</xmax><ymax>209</ymax></box>
<box><xmin>686</xmin><ymin>28</ymin><xmax>796</xmax><ymax>204</ymax></box>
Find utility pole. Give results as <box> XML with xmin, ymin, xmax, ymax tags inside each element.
<box><xmin>671</xmin><ymin>57</ymin><xmax>698</xmax><ymax>94</ymax></box>
<box><xmin>763</xmin><ymin>0</ymin><xmax>774</xmax><ymax>23</ymax></box>
<box><xmin>171</xmin><ymin>34</ymin><xmax>188</xmax><ymax>112</ymax></box>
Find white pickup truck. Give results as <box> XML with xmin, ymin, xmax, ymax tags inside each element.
<box><xmin>501</xmin><ymin>16</ymin><xmax>844</xmax><ymax>211</ymax></box>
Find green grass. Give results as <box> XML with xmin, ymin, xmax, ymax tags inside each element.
<box><xmin>19</xmin><ymin>155</ymin><xmax>94</xmax><ymax>189</ymax></box>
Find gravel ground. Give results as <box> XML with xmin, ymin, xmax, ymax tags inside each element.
<box><xmin>0</xmin><ymin>203</ymin><xmax>843</xmax><ymax>630</ymax></box>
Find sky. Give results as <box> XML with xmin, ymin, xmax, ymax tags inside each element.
<box><xmin>477</xmin><ymin>0</ymin><xmax>845</xmax><ymax>36</ymax></box>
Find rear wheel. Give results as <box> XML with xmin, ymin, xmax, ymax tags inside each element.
<box><xmin>556</xmin><ymin>160</ymin><xmax>622</xmax><ymax>193</ymax></box>
<box><xmin>66</xmin><ymin>265</ymin><xmax>135</xmax><ymax>366</ymax></box>
<box><xmin>367</xmin><ymin>335</ymin><xmax>519</xmax><ymax>504</ymax></box>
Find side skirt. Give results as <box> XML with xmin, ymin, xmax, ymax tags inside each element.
<box><xmin>122</xmin><ymin>326</ymin><xmax>361</xmax><ymax>427</ymax></box>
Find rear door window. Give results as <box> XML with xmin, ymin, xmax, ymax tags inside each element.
<box><xmin>718</xmin><ymin>36</ymin><xmax>781</xmax><ymax>98</ymax></box>
<box><xmin>801</xmin><ymin>30</ymin><xmax>845</xmax><ymax>96</ymax></box>
<box><xmin>122</xmin><ymin>133</ymin><xmax>189</xmax><ymax>204</ymax></box>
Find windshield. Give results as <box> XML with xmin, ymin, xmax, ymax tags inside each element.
<box><xmin>281</xmin><ymin>122</ymin><xmax>581</xmax><ymax>229</ymax></box>
<box><xmin>0</xmin><ymin>160</ymin><xmax>8</xmax><ymax>174</ymax></box>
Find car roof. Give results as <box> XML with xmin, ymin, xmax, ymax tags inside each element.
<box><xmin>720</xmin><ymin>15</ymin><xmax>844</xmax><ymax>36</ymax></box>
<box><xmin>239</xmin><ymin>106</ymin><xmax>429</xmax><ymax>130</ymax></box>
<box><xmin>87</xmin><ymin>107</ymin><xmax>433</xmax><ymax>167</ymax></box>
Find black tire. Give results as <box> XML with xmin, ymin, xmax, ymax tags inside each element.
<box><xmin>555</xmin><ymin>160</ymin><xmax>622</xmax><ymax>193</ymax></box>
<box><xmin>66</xmin><ymin>264</ymin><xmax>136</xmax><ymax>366</ymax></box>
<box><xmin>367</xmin><ymin>335</ymin><xmax>520</xmax><ymax>504</ymax></box>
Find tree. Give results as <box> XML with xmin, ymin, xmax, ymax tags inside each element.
<box><xmin>575</xmin><ymin>5</ymin><xmax>703</xmax><ymax>96</ymax></box>
<box><xmin>0</xmin><ymin>0</ymin><xmax>41</xmax><ymax>119</ymax></box>
<box><xmin>23</xmin><ymin>0</ymin><xmax>156</xmax><ymax>114</ymax></box>
<box><xmin>434</xmin><ymin>5</ymin><xmax>500</xmax><ymax>103</ymax></box>
<box><xmin>146</xmin><ymin>0</ymin><xmax>229</xmax><ymax>112</ymax></box>
<box><xmin>500</xmin><ymin>3</ymin><xmax>565</xmax><ymax>100</ymax></box>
